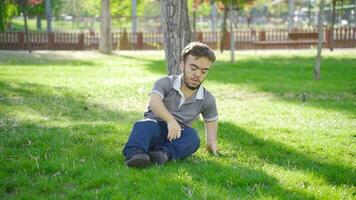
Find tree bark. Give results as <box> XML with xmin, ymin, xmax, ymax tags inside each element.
<box><xmin>160</xmin><ymin>0</ymin><xmax>192</xmax><ymax>75</ymax></box>
<box><xmin>210</xmin><ymin>0</ymin><xmax>217</xmax><ymax>32</ymax></box>
<box><xmin>0</xmin><ymin>0</ymin><xmax>5</xmax><ymax>31</ymax></box>
<box><xmin>329</xmin><ymin>0</ymin><xmax>336</xmax><ymax>51</ymax></box>
<box><xmin>314</xmin><ymin>0</ymin><xmax>325</xmax><ymax>80</ymax></box>
<box><xmin>229</xmin><ymin>3</ymin><xmax>235</xmax><ymax>63</ymax></box>
<box><xmin>99</xmin><ymin>0</ymin><xmax>112</xmax><ymax>54</ymax></box>
<box><xmin>220</xmin><ymin>7</ymin><xmax>228</xmax><ymax>53</ymax></box>
<box><xmin>132</xmin><ymin>0</ymin><xmax>137</xmax><ymax>34</ymax></box>
<box><xmin>307</xmin><ymin>0</ymin><xmax>312</xmax><ymax>26</ymax></box>
<box><xmin>21</xmin><ymin>0</ymin><xmax>31</xmax><ymax>52</ymax></box>
<box><xmin>36</xmin><ymin>15</ymin><xmax>42</xmax><ymax>31</ymax></box>
<box><xmin>288</xmin><ymin>0</ymin><xmax>295</xmax><ymax>31</ymax></box>
<box><xmin>45</xmin><ymin>0</ymin><xmax>52</xmax><ymax>32</ymax></box>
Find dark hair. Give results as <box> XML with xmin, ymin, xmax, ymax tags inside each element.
<box><xmin>181</xmin><ymin>42</ymin><xmax>216</xmax><ymax>64</ymax></box>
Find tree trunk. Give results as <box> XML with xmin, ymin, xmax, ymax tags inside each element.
<box><xmin>36</xmin><ymin>15</ymin><xmax>42</xmax><ymax>31</ymax></box>
<box><xmin>21</xmin><ymin>0</ymin><xmax>31</xmax><ymax>52</ymax></box>
<box><xmin>307</xmin><ymin>0</ymin><xmax>312</xmax><ymax>26</ymax></box>
<box><xmin>355</xmin><ymin>0</ymin><xmax>356</xmax><ymax>26</ymax></box>
<box><xmin>160</xmin><ymin>0</ymin><xmax>192</xmax><ymax>75</ymax></box>
<box><xmin>329</xmin><ymin>0</ymin><xmax>336</xmax><ymax>51</ymax></box>
<box><xmin>45</xmin><ymin>0</ymin><xmax>52</xmax><ymax>32</ymax></box>
<box><xmin>0</xmin><ymin>0</ymin><xmax>5</xmax><ymax>31</ymax></box>
<box><xmin>211</xmin><ymin>0</ymin><xmax>217</xmax><ymax>32</ymax></box>
<box><xmin>99</xmin><ymin>0</ymin><xmax>112</xmax><ymax>54</ymax></box>
<box><xmin>229</xmin><ymin>3</ymin><xmax>235</xmax><ymax>63</ymax></box>
<box><xmin>193</xmin><ymin>10</ymin><xmax>197</xmax><ymax>37</ymax></box>
<box><xmin>132</xmin><ymin>0</ymin><xmax>137</xmax><ymax>34</ymax></box>
<box><xmin>220</xmin><ymin>7</ymin><xmax>228</xmax><ymax>53</ymax></box>
<box><xmin>314</xmin><ymin>0</ymin><xmax>325</xmax><ymax>80</ymax></box>
<box><xmin>288</xmin><ymin>0</ymin><xmax>295</xmax><ymax>31</ymax></box>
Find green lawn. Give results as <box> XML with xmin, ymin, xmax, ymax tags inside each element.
<box><xmin>0</xmin><ymin>49</ymin><xmax>355</xmax><ymax>199</ymax></box>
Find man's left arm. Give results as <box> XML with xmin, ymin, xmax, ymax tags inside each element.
<box><xmin>204</xmin><ymin>119</ymin><xmax>218</xmax><ymax>155</ymax></box>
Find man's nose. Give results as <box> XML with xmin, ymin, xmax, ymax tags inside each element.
<box><xmin>194</xmin><ymin>69</ymin><xmax>202</xmax><ymax>77</ymax></box>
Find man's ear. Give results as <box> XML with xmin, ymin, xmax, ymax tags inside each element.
<box><xmin>180</xmin><ymin>62</ymin><xmax>184</xmax><ymax>71</ymax></box>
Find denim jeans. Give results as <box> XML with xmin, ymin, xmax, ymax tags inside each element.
<box><xmin>123</xmin><ymin>119</ymin><xmax>200</xmax><ymax>160</ymax></box>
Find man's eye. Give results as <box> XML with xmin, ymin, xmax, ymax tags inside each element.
<box><xmin>191</xmin><ymin>66</ymin><xmax>198</xmax><ymax>71</ymax></box>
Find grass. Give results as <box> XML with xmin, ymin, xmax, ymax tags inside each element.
<box><xmin>0</xmin><ymin>49</ymin><xmax>355</xmax><ymax>199</ymax></box>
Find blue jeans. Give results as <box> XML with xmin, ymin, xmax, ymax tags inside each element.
<box><xmin>123</xmin><ymin>119</ymin><xmax>200</xmax><ymax>160</ymax></box>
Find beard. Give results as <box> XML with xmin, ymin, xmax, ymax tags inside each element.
<box><xmin>183</xmin><ymin>68</ymin><xmax>204</xmax><ymax>90</ymax></box>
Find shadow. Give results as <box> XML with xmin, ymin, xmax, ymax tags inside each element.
<box><xmin>0</xmin><ymin>81</ymin><xmax>138</xmax><ymax>123</ymax></box>
<box><xmin>3</xmin><ymin>122</ymin><xmax>316</xmax><ymax>199</ymax></box>
<box><xmin>204</xmin><ymin>121</ymin><xmax>355</xmax><ymax>186</ymax></box>
<box><xmin>116</xmin><ymin>54</ymin><xmax>166</xmax><ymax>75</ymax></box>
<box><xmin>0</xmin><ymin>79</ymin><xmax>141</xmax><ymax>198</ymax></box>
<box><xmin>0</xmin><ymin>78</ymin><xmax>352</xmax><ymax>199</ymax></box>
<box><xmin>169</xmin><ymin>157</ymin><xmax>317</xmax><ymax>199</ymax></box>
<box><xmin>0</xmin><ymin>52</ymin><xmax>354</xmax><ymax>198</ymax></box>
<box><xmin>0</xmin><ymin>51</ymin><xmax>96</xmax><ymax>67</ymax></box>
<box><xmin>129</xmin><ymin>54</ymin><xmax>356</xmax><ymax>116</ymax></box>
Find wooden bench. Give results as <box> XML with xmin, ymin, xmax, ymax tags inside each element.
<box><xmin>288</xmin><ymin>32</ymin><xmax>319</xmax><ymax>40</ymax></box>
<box><xmin>253</xmin><ymin>31</ymin><xmax>324</xmax><ymax>49</ymax></box>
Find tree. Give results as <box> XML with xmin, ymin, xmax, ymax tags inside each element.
<box><xmin>314</xmin><ymin>0</ymin><xmax>325</xmax><ymax>80</ymax></box>
<box><xmin>0</xmin><ymin>0</ymin><xmax>5</xmax><ymax>31</ymax></box>
<box><xmin>288</xmin><ymin>0</ymin><xmax>295</xmax><ymax>31</ymax></box>
<box><xmin>210</xmin><ymin>0</ymin><xmax>218</xmax><ymax>32</ymax></box>
<box><xmin>219</xmin><ymin>2</ymin><xmax>228</xmax><ymax>53</ymax></box>
<box><xmin>160</xmin><ymin>0</ymin><xmax>192</xmax><ymax>75</ymax></box>
<box><xmin>0</xmin><ymin>0</ymin><xmax>18</xmax><ymax>31</ymax></box>
<box><xmin>132</xmin><ymin>0</ymin><xmax>137</xmax><ymax>34</ymax></box>
<box><xmin>0</xmin><ymin>1</ymin><xmax>5</xmax><ymax>31</ymax></box>
<box><xmin>329</xmin><ymin>0</ymin><xmax>348</xmax><ymax>51</ymax></box>
<box><xmin>99</xmin><ymin>0</ymin><xmax>112</xmax><ymax>54</ymax></box>
<box><xmin>25</xmin><ymin>0</ymin><xmax>45</xmax><ymax>31</ymax></box>
<box><xmin>45</xmin><ymin>0</ymin><xmax>51</xmax><ymax>32</ymax></box>
<box><xmin>229</xmin><ymin>2</ymin><xmax>235</xmax><ymax>63</ymax></box>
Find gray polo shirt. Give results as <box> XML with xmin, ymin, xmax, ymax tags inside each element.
<box><xmin>143</xmin><ymin>75</ymin><xmax>218</xmax><ymax>127</ymax></box>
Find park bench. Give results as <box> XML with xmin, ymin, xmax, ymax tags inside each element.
<box><xmin>253</xmin><ymin>31</ymin><xmax>325</xmax><ymax>49</ymax></box>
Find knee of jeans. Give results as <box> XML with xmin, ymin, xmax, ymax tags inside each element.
<box><xmin>188</xmin><ymin>130</ymin><xmax>200</xmax><ymax>150</ymax></box>
<box><xmin>133</xmin><ymin>120</ymin><xmax>160</xmax><ymax>136</ymax></box>
<box><xmin>134</xmin><ymin>120</ymin><xmax>158</xmax><ymax>128</ymax></box>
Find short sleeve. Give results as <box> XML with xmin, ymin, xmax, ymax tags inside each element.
<box><xmin>201</xmin><ymin>93</ymin><xmax>218</xmax><ymax>122</ymax></box>
<box><xmin>149</xmin><ymin>77</ymin><xmax>171</xmax><ymax>99</ymax></box>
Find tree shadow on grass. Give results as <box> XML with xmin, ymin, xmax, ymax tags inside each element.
<box><xmin>0</xmin><ymin>79</ymin><xmax>141</xmax><ymax>198</ymax></box>
<box><xmin>0</xmin><ymin>79</ymin><xmax>352</xmax><ymax>199</ymax></box>
<box><xmin>0</xmin><ymin>79</ymin><xmax>284</xmax><ymax>199</ymax></box>
<box><xmin>0</xmin><ymin>51</ymin><xmax>96</xmax><ymax>67</ymax></box>
<box><xmin>1</xmin><ymin>121</ymin><xmax>319</xmax><ymax>199</ymax></box>
<box><xmin>2</xmin><ymin>121</ymin><xmax>315</xmax><ymax>199</ymax></box>
<box><xmin>125</xmin><ymin>54</ymin><xmax>356</xmax><ymax>116</ymax></box>
<box><xmin>0</xmin><ymin>81</ymin><xmax>138</xmax><ymax>123</ymax></box>
<box><xmin>211</xmin><ymin>121</ymin><xmax>355</xmax><ymax>186</ymax></box>
<box><xmin>172</xmin><ymin>157</ymin><xmax>317</xmax><ymax>199</ymax></box>
<box><xmin>163</xmin><ymin>120</ymin><xmax>355</xmax><ymax>199</ymax></box>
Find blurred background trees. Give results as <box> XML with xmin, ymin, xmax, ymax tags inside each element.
<box><xmin>1</xmin><ymin>0</ymin><xmax>355</xmax><ymax>32</ymax></box>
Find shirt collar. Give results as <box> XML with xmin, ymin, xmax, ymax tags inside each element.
<box><xmin>173</xmin><ymin>74</ymin><xmax>204</xmax><ymax>100</ymax></box>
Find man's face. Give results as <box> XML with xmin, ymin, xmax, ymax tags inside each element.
<box><xmin>181</xmin><ymin>54</ymin><xmax>212</xmax><ymax>90</ymax></box>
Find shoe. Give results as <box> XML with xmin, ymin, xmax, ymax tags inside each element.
<box><xmin>125</xmin><ymin>153</ymin><xmax>151</xmax><ymax>168</ymax></box>
<box><xmin>149</xmin><ymin>151</ymin><xmax>169</xmax><ymax>165</ymax></box>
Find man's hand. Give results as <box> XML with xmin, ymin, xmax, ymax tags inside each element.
<box><xmin>167</xmin><ymin>120</ymin><xmax>181</xmax><ymax>141</ymax></box>
<box><xmin>149</xmin><ymin>94</ymin><xmax>182</xmax><ymax>142</ymax></box>
<box><xmin>204</xmin><ymin>120</ymin><xmax>218</xmax><ymax>156</ymax></box>
<box><xmin>205</xmin><ymin>142</ymin><xmax>218</xmax><ymax>156</ymax></box>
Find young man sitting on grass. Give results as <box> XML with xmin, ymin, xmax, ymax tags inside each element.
<box><xmin>123</xmin><ymin>42</ymin><xmax>219</xmax><ymax>168</ymax></box>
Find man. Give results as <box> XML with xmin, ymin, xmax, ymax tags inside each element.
<box><xmin>123</xmin><ymin>42</ymin><xmax>218</xmax><ymax>168</ymax></box>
